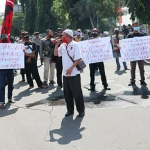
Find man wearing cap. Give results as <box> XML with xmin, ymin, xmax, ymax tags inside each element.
<box><xmin>89</xmin><ymin>28</ymin><xmax>111</xmax><ymax>91</ymax></box>
<box><xmin>40</xmin><ymin>29</ymin><xmax>55</xmax><ymax>86</ymax></box>
<box><xmin>0</xmin><ymin>35</ymin><xmax>15</xmax><ymax>109</ymax></box>
<box><xmin>74</xmin><ymin>29</ymin><xmax>84</xmax><ymax>42</ymax></box>
<box><xmin>23</xmin><ymin>35</ymin><xmax>46</xmax><ymax>89</ymax></box>
<box><xmin>127</xmin><ymin>21</ymin><xmax>147</xmax><ymax>86</ymax></box>
<box><xmin>54</xmin><ymin>29</ymin><xmax>85</xmax><ymax>117</ymax></box>
<box><xmin>112</xmin><ymin>28</ymin><xmax>129</xmax><ymax>71</ymax></box>
<box><xmin>33</xmin><ymin>32</ymin><xmax>42</xmax><ymax>65</ymax></box>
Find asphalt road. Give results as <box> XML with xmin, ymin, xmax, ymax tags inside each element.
<box><xmin>1</xmin><ymin>59</ymin><xmax>150</xmax><ymax>150</ymax></box>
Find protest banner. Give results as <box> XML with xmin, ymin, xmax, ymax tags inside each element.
<box><xmin>78</xmin><ymin>37</ymin><xmax>113</xmax><ymax>64</ymax></box>
<box><xmin>119</xmin><ymin>36</ymin><xmax>150</xmax><ymax>62</ymax></box>
<box><xmin>0</xmin><ymin>43</ymin><xmax>24</xmax><ymax>69</ymax></box>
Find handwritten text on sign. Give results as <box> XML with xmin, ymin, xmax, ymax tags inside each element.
<box><xmin>78</xmin><ymin>37</ymin><xmax>113</xmax><ymax>64</ymax></box>
<box><xmin>119</xmin><ymin>36</ymin><xmax>150</xmax><ymax>62</ymax></box>
<box><xmin>0</xmin><ymin>43</ymin><xmax>24</xmax><ymax>69</ymax></box>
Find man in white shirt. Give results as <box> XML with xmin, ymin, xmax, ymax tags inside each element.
<box><xmin>54</xmin><ymin>29</ymin><xmax>85</xmax><ymax>117</ymax></box>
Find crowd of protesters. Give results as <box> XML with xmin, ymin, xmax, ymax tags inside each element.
<box><xmin>0</xmin><ymin>21</ymin><xmax>149</xmax><ymax>118</ymax></box>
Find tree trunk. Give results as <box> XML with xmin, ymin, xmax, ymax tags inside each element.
<box><xmin>89</xmin><ymin>15</ymin><xmax>95</xmax><ymax>28</ymax></box>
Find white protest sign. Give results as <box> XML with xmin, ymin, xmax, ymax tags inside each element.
<box><xmin>0</xmin><ymin>43</ymin><xmax>24</xmax><ymax>69</ymax></box>
<box><xmin>78</xmin><ymin>37</ymin><xmax>113</xmax><ymax>64</ymax></box>
<box><xmin>119</xmin><ymin>36</ymin><xmax>150</xmax><ymax>62</ymax></box>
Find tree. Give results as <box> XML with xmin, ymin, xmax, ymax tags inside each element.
<box><xmin>11</xmin><ymin>12</ymin><xmax>24</xmax><ymax>36</ymax></box>
<box><xmin>70</xmin><ymin>0</ymin><xmax>120</xmax><ymax>29</ymax></box>
<box><xmin>125</xmin><ymin>0</ymin><xmax>150</xmax><ymax>24</ymax></box>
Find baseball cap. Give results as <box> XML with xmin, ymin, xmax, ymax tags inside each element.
<box><xmin>63</xmin><ymin>29</ymin><xmax>73</xmax><ymax>37</ymax></box>
<box><xmin>21</xmin><ymin>31</ymin><xmax>28</xmax><ymax>36</ymax></box>
<box><xmin>34</xmin><ymin>32</ymin><xmax>39</xmax><ymax>35</ymax></box>
<box><xmin>114</xmin><ymin>28</ymin><xmax>119</xmax><ymax>31</ymax></box>
<box><xmin>57</xmin><ymin>28</ymin><xmax>63</xmax><ymax>32</ymax></box>
<box><xmin>92</xmin><ymin>28</ymin><xmax>98</xmax><ymax>32</ymax></box>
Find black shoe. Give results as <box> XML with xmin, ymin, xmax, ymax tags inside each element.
<box><xmin>104</xmin><ymin>86</ymin><xmax>111</xmax><ymax>90</ymax></box>
<box><xmin>50</xmin><ymin>80</ymin><xmax>56</xmax><ymax>84</ymax></box>
<box><xmin>43</xmin><ymin>81</ymin><xmax>48</xmax><ymax>86</ymax></box>
<box><xmin>128</xmin><ymin>82</ymin><xmax>135</xmax><ymax>86</ymax></box>
<box><xmin>77</xmin><ymin>112</ymin><xmax>85</xmax><ymax>117</ymax></box>
<box><xmin>65</xmin><ymin>112</ymin><xmax>74</xmax><ymax>117</ymax></box>
<box><xmin>90</xmin><ymin>86</ymin><xmax>95</xmax><ymax>91</ymax></box>
<box><xmin>141</xmin><ymin>81</ymin><xmax>147</xmax><ymax>86</ymax></box>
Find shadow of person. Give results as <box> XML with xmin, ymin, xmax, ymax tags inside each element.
<box><xmin>50</xmin><ymin>116</ymin><xmax>85</xmax><ymax>145</ymax></box>
<box><xmin>115</xmin><ymin>70</ymin><xmax>126</xmax><ymax>75</ymax></box>
<box><xmin>141</xmin><ymin>85</ymin><xmax>149</xmax><ymax>99</ymax></box>
<box><xmin>13</xmin><ymin>88</ymin><xmax>36</xmax><ymax>101</ymax></box>
<box><xmin>14</xmin><ymin>81</ymin><xmax>28</xmax><ymax>89</ymax></box>
<box><xmin>0</xmin><ymin>103</ymin><xmax>18</xmax><ymax>117</ymax></box>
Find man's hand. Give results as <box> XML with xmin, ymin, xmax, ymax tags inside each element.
<box><xmin>66</xmin><ymin>67</ymin><xmax>73</xmax><ymax>76</ymax></box>
<box><xmin>56</xmin><ymin>39</ymin><xmax>61</xmax><ymax>45</ymax></box>
<box><xmin>41</xmin><ymin>58</ymin><xmax>45</xmax><ymax>62</ymax></box>
<box><xmin>26</xmin><ymin>58</ymin><xmax>31</xmax><ymax>63</ymax></box>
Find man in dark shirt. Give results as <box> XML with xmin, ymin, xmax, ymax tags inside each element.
<box><xmin>127</xmin><ymin>21</ymin><xmax>146</xmax><ymax>86</ymax></box>
<box><xmin>23</xmin><ymin>35</ymin><xmax>46</xmax><ymax>89</ymax></box>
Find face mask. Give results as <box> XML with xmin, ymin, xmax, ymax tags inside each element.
<box><xmin>134</xmin><ymin>27</ymin><xmax>140</xmax><ymax>32</ymax></box>
<box><xmin>48</xmin><ymin>35</ymin><xmax>52</xmax><ymax>38</ymax></box>
<box><xmin>62</xmin><ymin>37</ymin><xmax>67</xmax><ymax>43</ymax></box>
<box><xmin>76</xmin><ymin>32</ymin><xmax>81</xmax><ymax>36</ymax></box>
<box><xmin>92</xmin><ymin>32</ymin><xmax>98</xmax><ymax>37</ymax></box>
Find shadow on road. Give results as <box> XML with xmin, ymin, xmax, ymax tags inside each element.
<box><xmin>49</xmin><ymin>116</ymin><xmax>85</xmax><ymax>144</ymax></box>
<box><xmin>14</xmin><ymin>81</ymin><xmax>28</xmax><ymax>89</ymax></box>
<box><xmin>0</xmin><ymin>103</ymin><xmax>18</xmax><ymax>117</ymax></box>
<box><xmin>115</xmin><ymin>70</ymin><xmax>127</xmax><ymax>76</ymax></box>
<box><xmin>123</xmin><ymin>85</ymin><xmax>149</xmax><ymax>99</ymax></box>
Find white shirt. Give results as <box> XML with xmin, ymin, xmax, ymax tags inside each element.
<box><xmin>58</xmin><ymin>40</ymin><xmax>81</xmax><ymax>77</ymax></box>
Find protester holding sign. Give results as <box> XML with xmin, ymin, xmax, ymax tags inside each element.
<box><xmin>0</xmin><ymin>35</ymin><xmax>15</xmax><ymax>109</ymax></box>
<box><xmin>112</xmin><ymin>28</ymin><xmax>129</xmax><ymax>71</ymax></box>
<box><xmin>127</xmin><ymin>21</ymin><xmax>147</xmax><ymax>86</ymax></box>
<box><xmin>23</xmin><ymin>35</ymin><xmax>46</xmax><ymax>89</ymax></box>
<box><xmin>54</xmin><ymin>29</ymin><xmax>85</xmax><ymax>117</ymax></box>
<box><xmin>89</xmin><ymin>28</ymin><xmax>111</xmax><ymax>91</ymax></box>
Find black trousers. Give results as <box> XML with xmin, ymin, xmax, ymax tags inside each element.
<box><xmin>89</xmin><ymin>62</ymin><xmax>108</xmax><ymax>87</ymax></box>
<box><xmin>25</xmin><ymin>62</ymin><xmax>42</xmax><ymax>87</ymax></box>
<box><xmin>35</xmin><ymin>45</ymin><xmax>42</xmax><ymax>64</ymax></box>
<box><xmin>20</xmin><ymin>69</ymin><xmax>26</xmax><ymax>80</ymax></box>
<box><xmin>56</xmin><ymin>58</ymin><xmax>63</xmax><ymax>87</ymax></box>
<box><xmin>63</xmin><ymin>74</ymin><xmax>85</xmax><ymax>113</ymax></box>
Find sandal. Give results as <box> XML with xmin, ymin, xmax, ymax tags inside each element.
<box><xmin>0</xmin><ymin>104</ymin><xmax>5</xmax><ymax>109</ymax></box>
<box><xmin>8</xmin><ymin>99</ymin><xmax>16</xmax><ymax>103</ymax></box>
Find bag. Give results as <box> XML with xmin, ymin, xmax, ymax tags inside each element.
<box><xmin>43</xmin><ymin>39</ymin><xmax>52</xmax><ymax>57</ymax></box>
<box><xmin>66</xmin><ymin>47</ymin><xmax>86</xmax><ymax>71</ymax></box>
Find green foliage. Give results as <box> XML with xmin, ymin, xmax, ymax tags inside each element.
<box><xmin>18</xmin><ymin>0</ymin><xmax>124</xmax><ymax>33</ymax></box>
<box><xmin>125</xmin><ymin>0</ymin><xmax>150</xmax><ymax>24</ymax></box>
<box><xmin>11</xmin><ymin>12</ymin><xmax>24</xmax><ymax>36</ymax></box>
